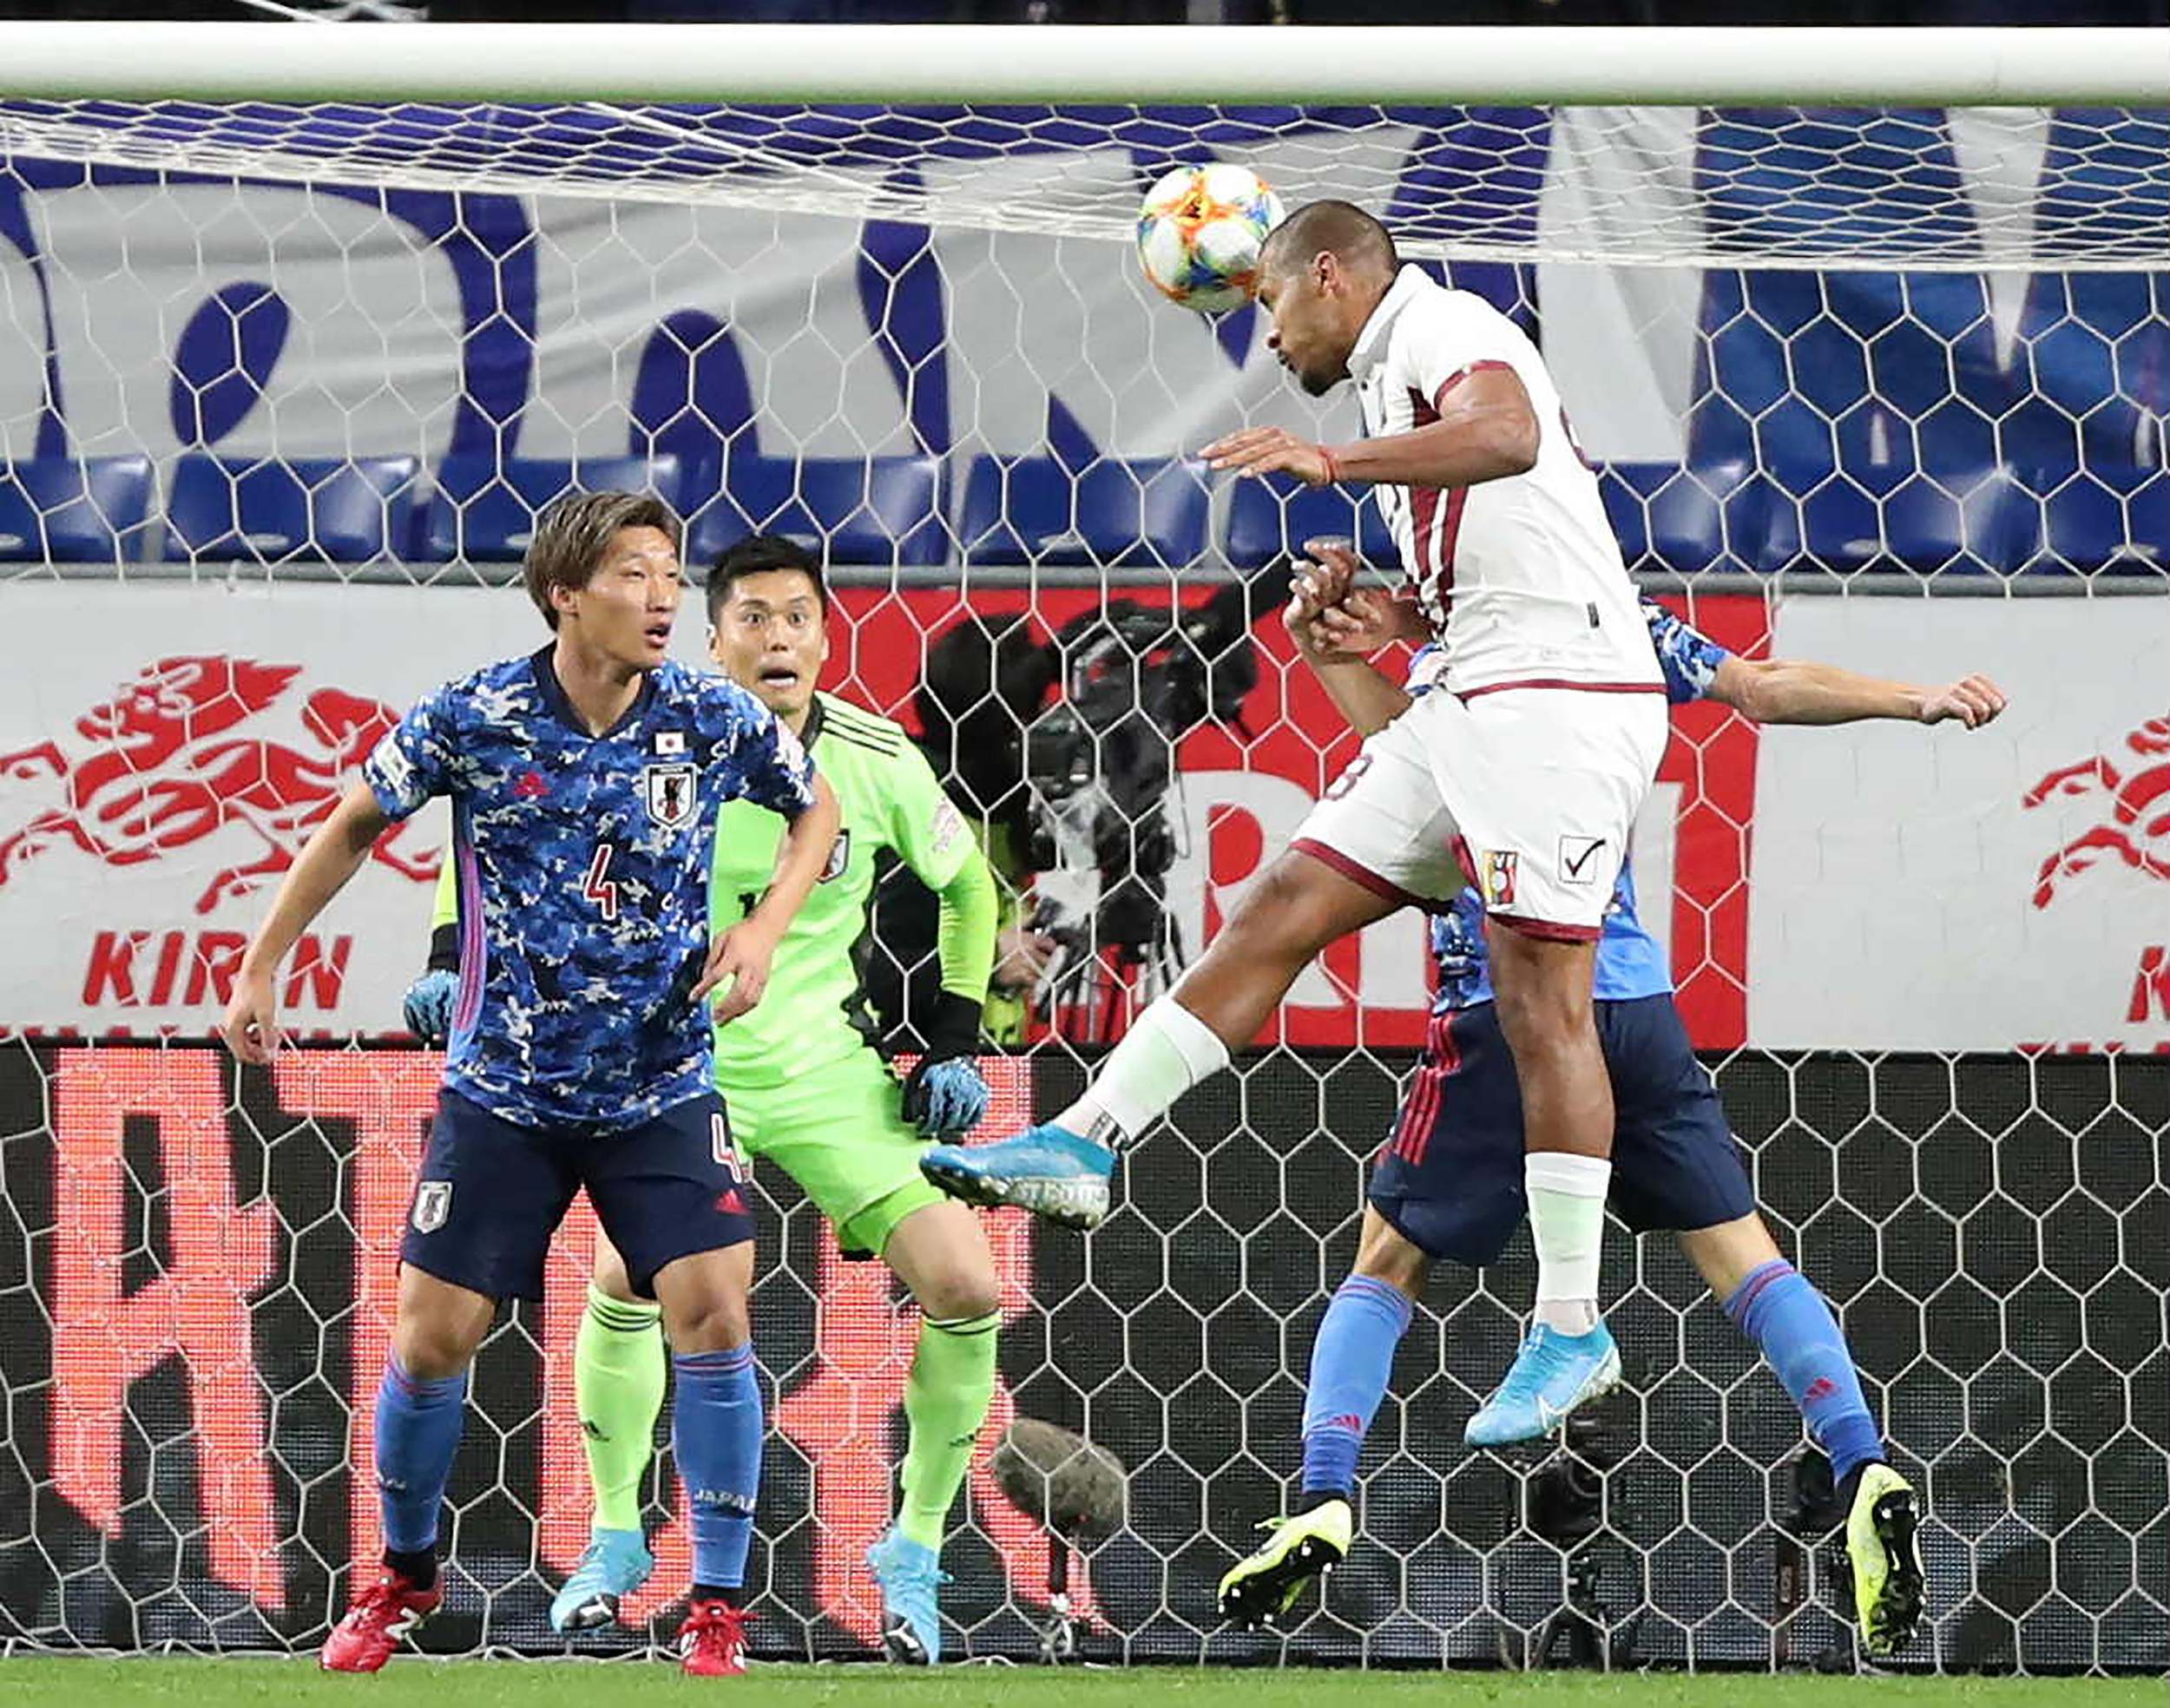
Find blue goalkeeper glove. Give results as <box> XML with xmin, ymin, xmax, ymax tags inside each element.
<box><xmin>901</xmin><ymin>991</ymin><xmax>990</xmax><ymax>1137</ymax></box>
<box><xmin>403</xmin><ymin>968</ymin><xmax>457</xmax><ymax>1047</ymax></box>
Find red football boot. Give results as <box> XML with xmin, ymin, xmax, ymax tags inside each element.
<box><xmin>676</xmin><ymin>1597</ymin><xmax>750</xmax><ymax>1677</ymax></box>
<box><xmin>320</xmin><ymin>1567</ymin><xmax>441</xmax><ymax>1673</ymax></box>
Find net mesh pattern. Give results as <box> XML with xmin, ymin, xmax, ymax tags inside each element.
<box><xmin>0</xmin><ymin>95</ymin><xmax>2165</xmax><ymax>1676</ymax></box>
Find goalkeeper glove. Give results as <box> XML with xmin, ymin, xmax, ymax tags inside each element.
<box><xmin>901</xmin><ymin>991</ymin><xmax>990</xmax><ymax>1137</ymax></box>
<box><xmin>403</xmin><ymin>969</ymin><xmax>457</xmax><ymax>1047</ymax></box>
<box><xmin>404</xmin><ymin>923</ymin><xmax>461</xmax><ymax>1046</ymax></box>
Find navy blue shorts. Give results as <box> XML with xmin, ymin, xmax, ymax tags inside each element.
<box><xmin>1368</xmin><ymin>995</ymin><xmax>1753</xmax><ymax>1269</ymax></box>
<box><xmin>400</xmin><ymin>1089</ymin><xmax>753</xmax><ymax>1303</ymax></box>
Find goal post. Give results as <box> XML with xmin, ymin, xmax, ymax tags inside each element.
<box><xmin>0</xmin><ymin>21</ymin><xmax>2164</xmax><ymax>1676</ymax></box>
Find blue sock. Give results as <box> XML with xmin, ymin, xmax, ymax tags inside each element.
<box><xmin>1726</xmin><ymin>1260</ymin><xmax>1883</xmax><ymax>1485</ymax></box>
<box><xmin>374</xmin><ymin>1356</ymin><xmax>469</xmax><ymax>1556</ymax></box>
<box><xmin>673</xmin><ymin>1345</ymin><xmax>762</xmax><ymax>1593</ymax></box>
<box><xmin>1299</xmin><ymin>1277</ymin><xmax>1415</xmax><ymax>1497</ymax></box>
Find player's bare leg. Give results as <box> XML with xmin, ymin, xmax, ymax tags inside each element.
<box><xmin>923</xmin><ymin>849</ymin><xmax>1397</xmax><ymax>1226</ymax></box>
<box><xmin>323</xmin><ymin>1266</ymin><xmax>496</xmax><ymax>1672</ymax></box>
<box><xmin>648</xmin><ymin>1244</ymin><xmax>760</xmax><ymax>1674</ymax></box>
<box><xmin>552</xmin><ymin>1232</ymin><xmax>663</xmax><ymax>1634</ymax></box>
<box><xmin>865</xmin><ymin>1199</ymin><xmax>1002</xmax><ymax>1663</ymax></box>
<box><xmin>1465</xmin><ymin>929</ymin><xmax>1624</xmax><ymax>1447</ymax></box>
<box><xmin>1221</xmin><ymin>1209</ymin><xmax>1430</xmax><ymax>1626</ymax></box>
<box><xmin>1679</xmin><ymin>1215</ymin><xmax>1922</xmax><ymax>1655</ymax></box>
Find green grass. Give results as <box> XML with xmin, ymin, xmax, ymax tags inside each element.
<box><xmin>0</xmin><ymin>1659</ymin><xmax>2157</xmax><ymax>1708</ymax></box>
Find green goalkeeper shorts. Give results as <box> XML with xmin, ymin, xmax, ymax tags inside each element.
<box><xmin>723</xmin><ymin>1048</ymin><xmax>946</xmax><ymax>1260</ymax></box>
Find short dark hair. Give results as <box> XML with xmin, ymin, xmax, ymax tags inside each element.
<box><xmin>705</xmin><ymin>532</ymin><xmax>829</xmax><ymax>626</ymax></box>
<box><xmin>523</xmin><ymin>489</ymin><xmax>681</xmax><ymax>630</ymax></box>
<box><xmin>1259</xmin><ymin>199</ymin><xmax>1399</xmax><ymax>283</ymax></box>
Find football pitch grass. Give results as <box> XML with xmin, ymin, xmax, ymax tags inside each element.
<box><xmin>2</xmin><ymin>1659</ymin><xmax>2160</xmax><ymax>1708</ymax></box>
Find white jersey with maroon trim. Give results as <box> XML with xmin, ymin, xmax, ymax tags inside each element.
<box><xmin>1347</xmin><ymin>266</ymin><xmax>1656</xmax><ymax>699</ymax></box>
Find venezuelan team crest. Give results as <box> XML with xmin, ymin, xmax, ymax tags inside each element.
<box><xmin>642</xmin><ymin>761</ymin><xmax>699</xmax><ymax>830</ymax></box>
<box><xmin>1482</xmin><ymin>848</ymin><xmax>1519</xmax><ymax>908</ymax></box>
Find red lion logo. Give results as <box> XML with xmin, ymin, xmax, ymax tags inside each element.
<box><xmin>2022</xmin><ymin>714</ymin><xmax>2170</xmax><ymax>909</ymax></box>
<box><xmin>0</xmin><ymin>655</ymin><xmax>437</xmax><ymax>913</ymax></box>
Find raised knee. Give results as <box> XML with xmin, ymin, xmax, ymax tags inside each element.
<box><xmin>917</xmin><ymin>1263</ymin><xmax>1000</xmax><ymax>1324</ymax></box>
<box><xmin>1354</xmin><ymin>1216</ymin><xmax>1429</xmax><ymax>1296</ymax></box>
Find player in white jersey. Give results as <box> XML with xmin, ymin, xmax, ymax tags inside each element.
<box><xmin>924</xmin><ymin>200</ymin><xmax>1662</xmax><ymax>1443</ymax></box>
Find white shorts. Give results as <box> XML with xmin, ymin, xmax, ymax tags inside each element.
<box><xmin>1291</xmin><ymin>685</ymin><xmax>1667</xmax><ymax>940</ymax></box>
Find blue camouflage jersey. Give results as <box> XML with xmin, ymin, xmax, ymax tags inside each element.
<box><xmin>365</xmin><ymin>647</ymin><xmax>817</xmax><ymax>1130</ymax></box>
<box><xmin>1424</xmin><ymin>595</ymin><xmax>1732</xmax><ymax>1012</ymax></box>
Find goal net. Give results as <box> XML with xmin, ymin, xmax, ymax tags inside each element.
<box><xmin>0</xmin><ymin>23</ymin><xmax>2164</xmax><ymax>1675</ymax></box>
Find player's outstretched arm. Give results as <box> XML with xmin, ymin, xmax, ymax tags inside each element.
<box><xmin>1204</xmin><ymin>366</ymin><xmax>1538</xmax><ymax>492</ymax></box>
<box><xmin>700</xmin><ymin>772</ymin><xmax>840</xmax><ymax>1026</ymax></box>
<box><xmin>224</xmin><ymin>780</ymin><xmax>394</xmax><ymax>1064</ymax></box>
<box><xmin>1713</xmin><ymin>656</ymin><xmax>2009</xmax><ymax>729</ymax></box>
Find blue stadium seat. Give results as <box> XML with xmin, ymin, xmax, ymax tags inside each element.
<box><xmin>1760</xmin><ymin>462</ymin><xmax>2027</xmax><ymax>575</ymax></box>
<box><xmin>1222</xmin><ymin>477</ymin><xmax>1399</xmax><ymax>571</ymax></box>
<box><xmin>686</xmin><ymin>453</ymin><xmax>944</xmax><ymax>568</ymax></box>
<box><xmin>165</xmin><ymin>455</ymin><xmax>418</xmax><ymax>562</ymax></box>
<box><xmin>0</xmin><ymin>457</ymin><xmax>152</xmax><ymax>562</ymax></box>
<box><xmin>419</xmin><ymin>455</ymin><xmax>684</xmax><ymax>562</ymax></box>
<box><xmin>2015</xmin><ymin>463</ymin><xmax>2169</xmax><ymax>577</ymax></box>
<box><xmin>957</xmin><ymin>456</ymin><xmax>1211</xmax><ymax>568</ymax></box>
<box><xmin>1597</xmin><ymin>461</ymin><xmax>1768</xmax><ymax>573</ymax></box>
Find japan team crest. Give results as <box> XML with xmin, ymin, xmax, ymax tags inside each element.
<box><xmin>643</xmin><ymin>761</ymin><xmax>699</xmax><ymax>830</ymax></box>
<box><xmin>411</xmin><ymin>1179</ymin><xmax>452</xmax><ymax>1233</ymax></box>
<box><xmin>820</xmin><ymin>829</ymin><xmax>852</xmax><ymax>883</ymax></box>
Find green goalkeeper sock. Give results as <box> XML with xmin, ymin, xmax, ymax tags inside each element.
<box><xmin>575</xmin><ymin>1283</ymin><xmax>666</xmax><ymax>1535</ymax></box>
<box><xmin>897</xmin><ymin>1309</ymin><xmax>998</xmax><ymax>1549</ymax></box>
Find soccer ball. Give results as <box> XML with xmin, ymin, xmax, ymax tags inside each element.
<box><xmin>1136</xmin><ymin>163</ymin><xmax>1286</xmax><ymax>314</ymax></box>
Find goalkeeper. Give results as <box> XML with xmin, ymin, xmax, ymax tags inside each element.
<box><xmin>406</xmin><ymin>534</ymin><xmax>1003</xmax><ymax>1666</ymax></box>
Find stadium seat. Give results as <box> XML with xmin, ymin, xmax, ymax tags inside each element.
<box><xmin>165</xmin><ymin>455</ymin><xmax>419</xmax><ymax>563</ymax></box>
<box><xmin>2013</xmin><ymin>463</ymin><xmax>2169</xmax><ymax>577</ymax></box>
<box><xmin>1760</xmin><ymin>462</ymin><xmax>2027</xmax><ymax>575</ymax></box>
<box><xmin>957</xmin><ymin>455</ymin><xmax>1211</xmax><ymax>568</ymax></box>
<box><xmin>1598</xmin><ymin>460</ymin><xmax>1769</xmax><ymax>574</ymax></box>
<box><xmin>0</xmin><ymin>457</ymin><xmax>153</xmax><ymax>562</ymax></box>
<box><xmin>419</xmin><ymin>454</ymin><xmax>684</xmax><ymax>562</ymax></box>
<box><xmin>685</xmin><ymin>452</ymin><xmax>944</xmax><ymax>568</ymax></box>
<box><xmin>1222</xmin><ymin>477</ymin><xmax>1399</xmax><ymax>571</ymax></box>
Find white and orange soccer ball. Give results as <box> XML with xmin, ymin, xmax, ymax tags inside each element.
<box><xmin>1135</xmin><ymin>163</ymin><xmax>1286</xmax><ymax>314</ymax></box>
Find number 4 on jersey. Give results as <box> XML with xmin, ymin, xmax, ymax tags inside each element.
<box><xmin>583</xmin><ymin>844</ymin><xmax>620</xmax><ymax>920</ymax></box>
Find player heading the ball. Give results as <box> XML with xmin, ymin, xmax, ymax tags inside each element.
<box><xmin>222</xmin><ymin>489</ymin><xmax>839</xmax><ymax>1677</ymax></box>
<box><xmin>928</xmin><ymin>199</ymin><xmax>1663</xmax><ymax>1446</ymax></box>
<box><xmin>1215</xmin><ymin>560</ymin><xmax>2002</xmax><ymax>1654</ymax></box>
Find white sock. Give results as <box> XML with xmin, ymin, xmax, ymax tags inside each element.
<box><xmin>1525</xmin><ymin>1152</ymin><xmax>1611</xmax><ymax>1336</ymax></box>
<box><xmin>1055</xmin><ymin>998</ymin><xmax>1230</xmax><ymax>1146</ymax></box>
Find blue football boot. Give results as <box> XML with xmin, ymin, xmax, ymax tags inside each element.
<box><xmin>549</xmin><ymin>1527</ymin><xmax>653</xmax><ymax>1633</ymax></box>
<box><xmin>1464</xmin><ymin>1323</ymin><xmax>1622</xmax><ymax>1447</ymax></box>
<box><xmin>866</xmin><ymin>1527</ymin><xmax>950</xmax><ymax>1665</ymax></box>
<box><xmin>918</xmin><ymin>1123</ymin><xmax>1115</xmax><ymax>1229</ymax></box>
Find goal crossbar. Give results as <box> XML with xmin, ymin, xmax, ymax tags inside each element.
<box><xmin>1</xmin><ymin>22</ymin><xmax>2166</xmax><ymax>108</ymax></box>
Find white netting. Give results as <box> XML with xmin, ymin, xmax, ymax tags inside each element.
<box><xmin>0</xmin><ymin>100</ymin><xmax>2165</xmax><ymax>271</ymax></box>
<box><xmin>0</xmin><ymin>77</ymin><xmax>2166</xmax><ymax>1677</ymax></box>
